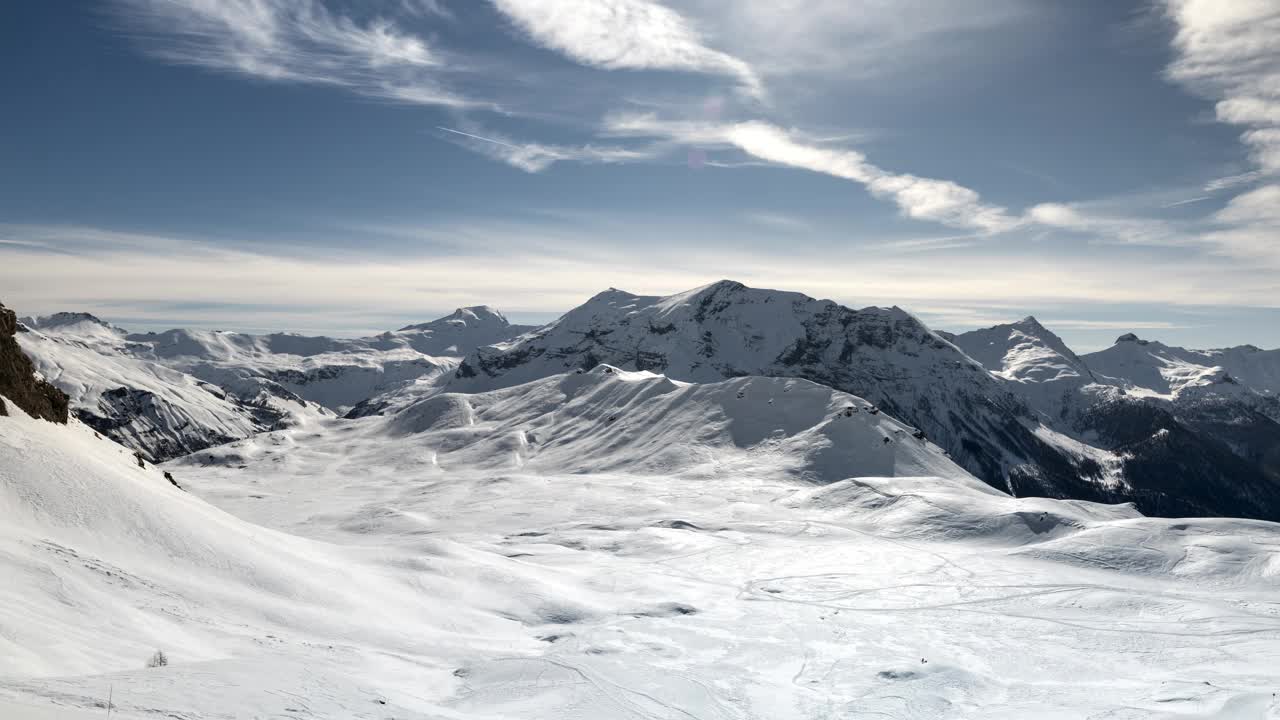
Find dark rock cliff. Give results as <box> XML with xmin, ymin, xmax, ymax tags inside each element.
<box><xmin>0</xmin><ymin>302</ymin><xmax>70</xmax><ymax>423</ymax></box>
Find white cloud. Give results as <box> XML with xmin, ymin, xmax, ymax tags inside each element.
<box><xmin>436</xmin><ymin>126</ymin><xmax>658</xmax><ymax>172</ymax></box>
<box><xmin>1200</xmin><ymin>184</ymin><xmax>1280</xmax><ymax>265</ymax></box>
<box><xmin>1035</xmin><ymin>319</ymin><xmax>1190</xmax><ymax>331</ymax></box>
<box><xmin>1160</xmin><ymin>1</ymin><xmax>1280</xmax><ymax>268</ymax></box>
<box><xmin>606</xmin><ymin>114</ymin><xmax>1020</xmax><ymax>233</ymax></box>
<box><xmin>1026</xmin><ymin>202</ymin><xmax>1195</xmax><ymax>247</ymax></box>
<box><xmin>488</xmin><ymin>0</ymin><xmax>763</xmax><ymax>98</ymax></box>
<box><xmin>670</xmin><ymin>0</ymin><xmax>1034</xmax><ymax>81</ymax></box>
<box><xmin>1204</xmin><ymin>170</ymin><xmax>1263</xmax><ymax>192</ymax></box>
<box><xmin>114</xmin><ymin>0</ymin><xmax>478</xmax><ymax>108</ymax></box>
<box><xmin>1163</xmin><ymin>0</ymin><xmax>1280</xmax><ymax>174</ymax></box>
<box><xmin>6</xmin><ymin>223</ymin><xmax>1277</xmax><ymax>339</ymax></box>
<box><xmin>1216</xmin><ymin>184</ymin><xmax>1280</xmax><ymax>225</ymax></box>
<box><xmin>742</xmin><ymin>212</ymin><xmax>813</xmax><ymax>233</ymax></box>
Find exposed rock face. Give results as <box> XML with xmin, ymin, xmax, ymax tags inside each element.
<box><xmin>0</xmin><ymin>302</ymin><xmax>70</xmax><ymax>423</ymax></box>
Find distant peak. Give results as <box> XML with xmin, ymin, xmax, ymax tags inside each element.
<box><xmin>1115</xmin><ymin>333</ymin><xmax>1147</xmax><ymax>345</ymax></box>
<box><xmin>688</xmin><ymin>279</ymin><xmax>747</xmax><ymax>297</ymax></box>
<box><xmin>452</xmin><ymin>305</ymin><xmax>507</xmax><ymax>322</ymax></box>
<box><xmin>33</xmin><ymin>312</ymin><xmax>111</xmax><ymax>329</ymax></box>
<box><xmin>400</xmin><ymin>306</ymin><xmax>509</xmax><ymax>331</ymax></box>
<box><xmin>706</xmin><ymin>279</ymin><xmax>746</xmax><ymax>291</ymax></box>
<box><xmin>589</xmin><ymin>287</ymin><xmax>634</xmax><ymax>300</ymax></box>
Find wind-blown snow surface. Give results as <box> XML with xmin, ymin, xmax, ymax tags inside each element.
<box><xmin>4</xmin><ymin>368</ymin><xmax>1280</xmax><ymax>718</ymax></box>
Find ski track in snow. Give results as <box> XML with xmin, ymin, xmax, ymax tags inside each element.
<box><xmin>1</xmin><ymin>367</ymin><xmax>1279</xmax><ymax>718</ymax></box>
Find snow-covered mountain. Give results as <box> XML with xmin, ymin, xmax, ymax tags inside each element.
<box><xmin>17</xmin><ymin>313</ymin><xmax>330</xmax><ymax>461</ymax></box>
<box><xmin>446</xmin><ymin>282</ymin><xmax>1200</xmax><ymax>512</ymax></box>
<box><xmin>948</xmin><ymin>316</ymin><xmax>1096</xmax><ymax>404</ymax></box>
<box><xmin>12</xmin><ymin>284</ymin><xmax>1280</xmax><ymax>523</ymax></box>
<box><xmin>5</xmin><ymin>360</ymin><xmax>1280</xmax><ymax>718</ymax></box>
<box><xmin>14</xmin><ymin>306</ymin><xmax>533</xmax><ymax>460</ymax></box>
<box><xmin>122</xmin><ymin>305</ymin><xmax>534</xmax><ymax>411</ymax></box>
<box><xmin>952</xmin><ymin>320</ymin><xmax>1280</xmax><ymax>519</ymax></box>
<box><xmin>451</xmin><ymin>284</ymin><xmax>1032</xmax><ymax>469</ymax></box>
<box><xmin>445</xmin><ymin>282</ymin><xmax>1280</xmax><ymax>520</ymax></box>
<box><xmin>1083</xmin><ymin>333</ymin><xmax>1280</xmax><ymax>400</ymax></box>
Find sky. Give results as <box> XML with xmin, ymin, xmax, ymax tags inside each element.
<box><xmin>2</xmin><ymin>0</ymin><xmax>1278</xmax><ymax>351</ymax></box>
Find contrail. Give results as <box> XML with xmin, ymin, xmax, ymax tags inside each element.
<box><xmin>1160</xmin><ymin>195</ymin><xmax>1211</xmax><ymax>208</ymax></box>
<box><xmin>435</xmin><ymin>126</ymin><xmax>520</xmax><ymax>149</ymax></box>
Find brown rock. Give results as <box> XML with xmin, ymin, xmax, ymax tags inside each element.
<box><xmin>0</xmin><ymin>302</ymin><xmax>70</xmax><ymax>423</ymax></box>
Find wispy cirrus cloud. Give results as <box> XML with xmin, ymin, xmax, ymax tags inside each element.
<box><xmin>1163</xmin><ymin>0</ymin><xmax>1280</xmax><ymax>175</ymax></box>
<box><xmin>742</xmin><ymin>212</ymin><xmax>813</xmax><ymax>233</ymax></box>
<box><xmin>435</xmin><ymin>126</ymin><xmax>659</xmax><ymax>172</ymax></box>
<box><xmin>6</xmin><ymin>222</ymin><xmax>1278</xmax><ymax>336</ymax></box>
<box><xmin>671</xmin><ymin>0</ymin><xmax>1035</xmax><ymax>82</ymax></box>
<box><xmin>1204</xmin><ymin>170</ymin><xmax>1263</xmax><ymax>192</ymax></box>
<box><xmin>1202</xmin><ymin>184</ymin><xmax>1280</xmax><ymax>264</ymax></box>
<box><xmin>1024</xmin><ymin>203</ymin><xmax>1191</xmax><ymax>246</ymax></box>
<box><xmin>1160</xmin><ymin>1</ymin><xmax>1280</xmax><ymax>266</ymax></box>
<box><xmin>113</xmin><ymin>0</ymin><xmax>478</xmax><ymax>108</ymax></box>
<box><xmin>605</xmin><ymin>114</ymin><xmax>1020</xmax><ymax>233</ymax></box>
<box><xmin>488</xmin><ymin>0</ymin><xmax>764</xmax><ymax>99</ymax></box>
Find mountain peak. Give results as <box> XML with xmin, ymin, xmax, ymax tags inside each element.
<box><xmin>948</xmin><ymin>314</ymin><xmax>1090</xmax><ymax>391</ymax></box>
<box><xmin>1115</xmin><ymin>333</ymin><xmax>1147</xmax><ymax>345</ymax></box>
<box><xmin>32</xmin><ymin>312</ymin><xmax>111</xmax><ymax>329</ymax></box>
<box><xmin>399</xmin><ymin>306</ymin><xmax>510</xmax><ymax>332</ymax></box>
<box><xmin>449</xmin><ymin>305</ymin><xmax>509</xmax><ymax>325</ymax></box>
<box><xmin>702</xmin><ymin>279</ymin><xmax>747</xmax><ymax>293</ymax></box>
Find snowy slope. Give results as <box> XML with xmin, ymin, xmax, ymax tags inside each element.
<box><xmin>16</xmin><ymin>317</ymin><xmax>329</xmax><ymax>461</ymax></box>
<box><xmin>1083</xmin><ymin>334</ymin><xmax>1231</xmax><ymax>399</ymax></box>
<box><xmin>0</xmin><ymin>399</ymin><xmax>550</xmax><ymax>717</ymax></box>
<box><xmin>7</xmin><ymin>366</ymin><xmax>1280</xmax><ymax>718</ymax></box>
<box><xmin>951</xmin><ymin>317</ymin><xmax>1091</xmax><ymax>386</ymax></box>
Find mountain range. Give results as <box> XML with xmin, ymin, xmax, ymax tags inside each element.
<box><xmin>11</xmin><ymin>281</ymin><xmax>1280</xmax><ymax>520</ymax></box>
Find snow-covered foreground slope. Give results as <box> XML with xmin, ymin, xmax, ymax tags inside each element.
<box><xmin>5</xmin><ymin>368</ymin><xmax>1280</xmax><ymax>718</ymax></box>
<box><xmin>0</xmin><ymin>399</ymin><xmax>556</xmax><ymax>718</ymax></box>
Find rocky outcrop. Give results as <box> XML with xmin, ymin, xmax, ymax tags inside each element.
<box><xmin>0</xmin><ymin>302</ymin><xmax>70</xmax><ymax>423</ymax></box>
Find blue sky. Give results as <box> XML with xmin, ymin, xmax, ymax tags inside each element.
<box><xmin>2</xmin><ymin>0</ymin><xmax>1278</xmax><ymax>351</ymax></box>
